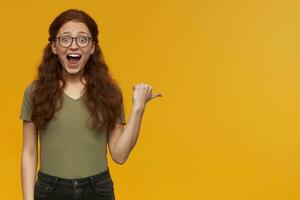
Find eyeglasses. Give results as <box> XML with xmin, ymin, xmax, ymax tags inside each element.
<box><xmin>56</xmin><ymin>35</ymin><xmax>91</xmax><ymax>48</ymax></box>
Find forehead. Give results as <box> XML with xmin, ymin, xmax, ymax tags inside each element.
<box><xmin>57</xmin><ymin>21</ymin><xmax>91</xmax><ymax>35</ymax></box>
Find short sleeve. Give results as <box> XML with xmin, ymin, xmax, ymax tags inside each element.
<box><xmin>19</xmin><ymin>83</ymin><xmax>33</xmax><ymax>121</ymax></box>
<box><xmin>116</xmin><ymin>103</ymin><xmax>126</xmax><ymax>125</ymax></box>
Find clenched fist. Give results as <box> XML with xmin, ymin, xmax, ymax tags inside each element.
<box><xmin>132</xmin><ymin>83</ymin><xmax>162</xmax><ymax>108</ymax></box>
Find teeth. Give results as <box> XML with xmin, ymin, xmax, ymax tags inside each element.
<box><xmin>67</xmin><ymin>54</ymin><xmax>81</xmax><ymax>57</ymax></box>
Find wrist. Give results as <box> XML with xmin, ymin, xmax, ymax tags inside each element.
<box><xmin>132</xmin><ymin>103</ymin><xmax>146</xmax><ymax>113</ymax></box>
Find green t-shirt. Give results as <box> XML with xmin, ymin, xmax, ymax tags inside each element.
<box><xmin>19</xmin><ymin>81</ymin><xmax>126</xmax><ymax>178</ymax></box>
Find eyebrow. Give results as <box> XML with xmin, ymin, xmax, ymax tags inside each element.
<box><xmin>60</xmin><ymin>31</ymin><xmax>89</xmax><ymax>35</ymax></box>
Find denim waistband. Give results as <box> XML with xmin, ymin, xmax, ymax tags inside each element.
<box><xmin>36</xmin><ymin>168</ymin><xmax>111</xmax><ymax>189</ymax></box>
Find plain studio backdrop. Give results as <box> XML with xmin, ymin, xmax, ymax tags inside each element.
<box><xmin>2</xmin><ymin>0</ymin><xmax>300</xmax><ymax>199</ymax></box>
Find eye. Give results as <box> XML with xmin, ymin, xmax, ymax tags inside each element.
<box><xmin>78</xmin><ymin>36</ymin><xmax>89</xmax><ymax>43</ymax></box>
<box><xmin>60</xmin><ymin>36</ymin><xmax>71</xmax><ymax>43</ymax></box>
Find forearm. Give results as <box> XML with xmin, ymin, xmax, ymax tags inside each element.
<box><xmin>21</xmin><ymin>152</ymin><xmax>38</xmax><ymax>200</ymax></box>
<box><xmin>114</xmin><ymin>104</ymin><xmax>145</xmax><ymax>163</ymax></box>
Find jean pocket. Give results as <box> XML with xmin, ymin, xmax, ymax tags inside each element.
<box><xmin>34</xmin><ymin>179</ymin><xmax>56</xmax><ymax>199</ymax></box>
<box><xmin>93</xmin><ymin>176</ymin><xmax>115</xmax><ymax>199</ymax></box>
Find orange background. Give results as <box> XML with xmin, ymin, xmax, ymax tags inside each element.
<box><xmin>2</xmin><ymin>0</ymin><xmax>300</xmax><ymax>199</ymax></box>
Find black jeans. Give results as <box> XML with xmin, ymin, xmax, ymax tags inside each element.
<box><xmin>34</xmin><ymin>168</ymin><xmax>115</xmax><ymax>200</ymax></box>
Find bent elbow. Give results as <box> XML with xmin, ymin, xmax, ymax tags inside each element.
<box><xmin>112</xmin><ymin>156</ymin><xmax>128</xmax><ymax>165</ymax></box>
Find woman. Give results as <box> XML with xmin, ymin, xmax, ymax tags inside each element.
<box><xmin>19</xmin><ymin>9</ymin><xmax>162</xmax><ymax>200</ymax></box>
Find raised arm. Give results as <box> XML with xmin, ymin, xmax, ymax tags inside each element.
<box><xmin>108</xmin><ymin>83</ymin><xmax>162</xmax><ymax>164</ymax></box>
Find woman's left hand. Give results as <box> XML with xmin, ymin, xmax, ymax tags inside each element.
<box><xmin>132</xmin><ymin>83</ymin><xmax>162</xmax><ymax>108</ymax></box>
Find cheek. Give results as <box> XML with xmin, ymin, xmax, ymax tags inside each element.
<box><xmin>57</xmin><ymin>53</ymin><xmax>66</xmax><ymax>65</ymax></box>
<box><xmin>82</xmin><ymin>54</ymin><xmax>91</xmax><ymax>65</ymax></box>
<box><xmin>82</xmin><ymin>50</ymin><xmax>93</xmax><ymax>62</ymax></box>
<box><xmin>56</xmin><ymin>49</ymin><xmax>67</xmax><ymax>60</ymax></box>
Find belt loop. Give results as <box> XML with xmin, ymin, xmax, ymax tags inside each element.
<box><xmin>53</xmin><ymin>177</ymin><xmax>59</xmax><ymax>190</ymax></box>
<box><xmin>89</xmin><ymin>176</ymin><xmax>95</xmax><ymax>189</ymax></box>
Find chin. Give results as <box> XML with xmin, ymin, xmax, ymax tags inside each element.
<box><xmin>64</xmin><ymin>66</ymin><xmax>83</xmax><ymax>75</ymax></box>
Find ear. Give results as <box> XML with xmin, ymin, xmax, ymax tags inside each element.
<box><xmin>51</xmin><ymin>41</ymin><xmax>57</xmax><ymax>55</ymax></box>
<box><xmin>91</xmin><ymin>42</ymin><xmax>95</xmax><ymax>55</ymax></box>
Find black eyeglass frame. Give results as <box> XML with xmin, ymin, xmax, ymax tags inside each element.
<box><xmin>56</xmin><ymin>36</ymin><xmax>92</xmax><ymax>48</ymax></box>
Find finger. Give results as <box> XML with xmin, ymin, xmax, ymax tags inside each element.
<box><xmin>151</xmin><ymin>93</ymin><xmax>163</xmax><ymax>99</ymax></box>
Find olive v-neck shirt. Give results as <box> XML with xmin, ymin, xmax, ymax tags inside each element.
<box><xmin>19</xmin><ymin>81</ymin><xmax>126</xmax><ymax>179</ymax></box>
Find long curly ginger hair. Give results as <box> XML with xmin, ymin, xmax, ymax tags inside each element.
<box><xmin>30</xmin><ymin>9</ymin><xmax>124</xmax><ymax>133</ymax></box>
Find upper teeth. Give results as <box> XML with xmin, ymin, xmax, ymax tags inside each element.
<box><xmin>68</xmin><ymin>54</ymin><xmax>81</xmax><ymax>57</ymax></box>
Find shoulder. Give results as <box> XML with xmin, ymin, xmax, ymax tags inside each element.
<box><xmin>114</xmin><ymin>84</ymin><xmax>123</xmax><ymax>95</ymax></box>
<box><xmin>24</xmin><ymin>80</ymin><xmax>37</xmax><ymax>96</ymax></box>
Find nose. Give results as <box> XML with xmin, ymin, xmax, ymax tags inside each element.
<box><xmin>69</xmin><ymin>38</ymin><xmax>79</xmax><ymax>49</ymax></box>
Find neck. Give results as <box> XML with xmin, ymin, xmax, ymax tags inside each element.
<box><xmin>62</xmin><ymin>70</ymin><xmax>85</xmax><ymax>85</ymax></box>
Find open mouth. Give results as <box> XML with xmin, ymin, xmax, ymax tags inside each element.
<box><xmin>66</xmin><ymin>53</ymin><xmax>81</xmax><ymax>65</ymax></box>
